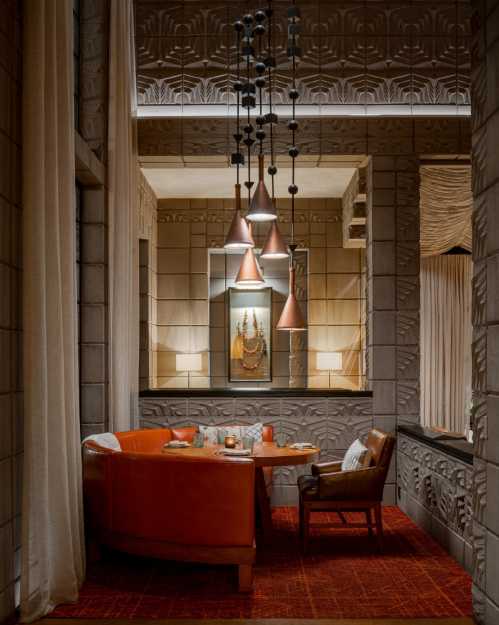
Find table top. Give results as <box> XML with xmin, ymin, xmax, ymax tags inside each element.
<box><xmin>161</xmin><ymin>441</ymin><xmax>319</xmax><ymax>467</ymax></box>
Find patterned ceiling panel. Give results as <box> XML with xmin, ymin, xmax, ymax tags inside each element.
<box><xmin>134</xmin><ymin>0</ymin><xmax>471</xmax><ymax>106</ymax></box>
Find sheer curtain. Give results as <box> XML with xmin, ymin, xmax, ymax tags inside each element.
<box><xmin>420</xmin><ymin>255</ymin><xmax>472</xmax><ymax>432</ymax></box>
<box><xmin>108</xmin><ymin>0</ymin><xmax>140</xmax><ymax>432</ymax></box>
<box><xmin>21</xmin><ymin>1</ymin><xmax>85</xmax><ymax>621</ymax></box>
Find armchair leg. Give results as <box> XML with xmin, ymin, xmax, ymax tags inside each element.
<box><xmin>374</xmin><ymin>503</ymin><xmax>383</xmax><ymax>550</ymax></box>
<box><xmin>366</xmin><ymin>508</ymin><xmax>373</xmax><ymax>538</ymax></box>
<box><xmin>238</xmin><ymin>564</ymin><xmax>253</xmax><ymax>592</ymax></box>
<box><xmin>302</xmin><ymin>504</ymin><xmax>310</xmax><ymax>553</ymax></box>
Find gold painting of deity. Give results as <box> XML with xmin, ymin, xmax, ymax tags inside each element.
<box><xmin>228</xmin><ymin>288</ymin><xmax>272</xmax><ymax>382</ymax></box>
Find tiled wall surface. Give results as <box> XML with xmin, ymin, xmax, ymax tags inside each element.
<box><xmin>470</xmin><ymin>1</ymin><xmax>499</xmax><ymax>622</ymax></box>
<box><xmin>138</xmin><ymin>171</ymin><xmax>158</xmax><ymax>390</ymax></box>
<box><xmin>366</xmin><ymin>155</ymin><xmax>420</xmax><ymax>504</ymax></box>
<box><xmin>139</xmin><ymin>394</ymin><xmax>376</xmax><ymax>505</ymax></box>
<box><xmin>0</xmin><ymin>0</ymin><xmax>22</xmax><ymax>620</ymax></box>
<box><xmin>77</xmin><ymin>0</ymin><xmax>111</xmax><ymax>439</ymax></box>
<box><xmin>397</xmin><ymin>434</ymin><xmax>473</xmax><ymax>573</ymax></box>
<box><xmin>153</xmin><ymin>197</ymin><xmax>364</xmax><ymax>389</ymax></box>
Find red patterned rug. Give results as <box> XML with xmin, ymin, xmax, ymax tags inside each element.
<box><xmin>51</xmin><ymin>507</ymin><xmax>471</xmax><ymax>619</ymax></box>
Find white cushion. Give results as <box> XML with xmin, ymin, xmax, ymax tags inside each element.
<box><xmin>83</xmin><ymin>432</ymin><xmax>121</xmax><ymax>451</ymax></box>
<box><xmin>341</xmin><ymin>439</ymin><xmax>370</xmax><ymax>471</ymax></box>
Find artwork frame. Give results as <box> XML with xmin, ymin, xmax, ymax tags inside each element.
<box><xmin>228</xmin><ymin>287</ymin><xmax>272</xmax><ymax>383</ymax></box>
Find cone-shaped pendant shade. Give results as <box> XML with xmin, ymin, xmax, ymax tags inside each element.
<box><xmin>246</xmin><ymin>154</ymin><xmax>277</xmax><ymax>222</ymax></box>
<box><xmin>224</xmin><ymin>184</ymin><xmax>254</xmax><ymax>249</ymax></box>
<box><xmin>261</xmin><ymin>220</ymin><xmax>289</xmax><ymax>259</ymax></box>
<box><xmin>235</xmin><ymin>248</ymin><xmax>265</xmax><ymax>286</ymax></box>
<box><xmin>277</xmin><ymin>266</ymin><xmax>306</xmax><ymax>330</ymax></box>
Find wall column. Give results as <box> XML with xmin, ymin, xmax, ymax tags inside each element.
<box><xmin>367</xmin><ymin>155</ymin><xmax>420</xmax><ymax>503</ymax></box>
<box><xmin>470</xmin><ymin>1</ymin><xmax>499</xmax><ymax>622</ymax></box>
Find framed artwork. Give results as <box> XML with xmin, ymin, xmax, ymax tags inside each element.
<box><xmin>228</xmin><ymin>288</ymin><xmax>272</xmax><ymax>382</ymax></box>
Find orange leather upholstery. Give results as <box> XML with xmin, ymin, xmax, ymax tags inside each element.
<box><xmin>262</xmin><ymin>425</ymin><xmax>273</xmax><ymax>442</ymax></box>
<box><xmin>83</xmin><ymin>428</ymin><xmax>256</xmax><ymax>590</ymax></box>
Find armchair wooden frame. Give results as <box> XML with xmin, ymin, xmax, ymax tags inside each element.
<box><xmin>298</xmin><ymin>429</ymin><xmax>395</xmax><ymax>553</ymax></box>
<box><xmin>299</xmin><ymin>496</ymin><xmax>383</xmax><ymax>553</ymax></box>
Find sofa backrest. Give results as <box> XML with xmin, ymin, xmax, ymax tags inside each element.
<box><xmin>83</xmin><ymin>445</ymin><xmax>255</xmax><ymax>548</ymax></box>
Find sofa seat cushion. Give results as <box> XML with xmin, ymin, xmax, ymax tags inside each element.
<box><xmin>297</xmin><ymin>475</ymin><xmax>319</xmax><ymax>500</ymax></box>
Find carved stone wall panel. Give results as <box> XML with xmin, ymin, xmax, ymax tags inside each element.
<box><xmin>398</xmin><ymin>433</ymin><xmax>473</xmax><ymax>571</ymax></box>
<box><xmin>470</xmin><ymin>2</ymin><xmax>499</xmax><ymax>620</ymax></box>
<box><xmin>138</xmin><ymin>117</ymin><xmax>468</xmax><ymax>158</ymax></box>
<box><xmin>80</xmin><ymin>0</ymin><xmax>110</xmax><ymax>161</ymax></box>
<box><xmin>135</xmin><ymin>1</ymin><xmax>470</xmax><ymax>107</ymax></box>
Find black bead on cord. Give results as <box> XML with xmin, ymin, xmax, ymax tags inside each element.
<box><xmin>242</xmin><ymin>14</ymin><xmax>254</xmax><ymax>201</ymax></box>
<box><xmin>288</xmin><ymin>0</ymin><xmax>300</xmax><ymax>246</ymax></box>
<box><xmin>232</xmin><ymin>23</ymin><xmax>243</xmax><ymax>182</ymax></box>
<box><xmin>266</xmin><ymin>0</ymin><xmax>277</xmax><ymax>202</ymax></box>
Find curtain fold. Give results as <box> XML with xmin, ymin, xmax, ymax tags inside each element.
<box><xmin>108</xmin><ymin>0</ymin><xmax>140</xmax><ymax>432</ymax></box>
<box><xmin>420</xmin><ymin>255</ymin><xmax>472</xmax><ymax>432</ymax></box>
<box><xmin>420</xmin><ymin>166</ymin><xmax>472</xmax><ymax>257</ymax></box>
<box><xmin>21</xmin><ymin>1</ymin><xmax>85</xmax><ymax>621</ymax></box>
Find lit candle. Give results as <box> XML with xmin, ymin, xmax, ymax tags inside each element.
<box><xmin>224</xmin><ymin>435</ymin><xmax>236</xmax><ymax>449</ymax></box>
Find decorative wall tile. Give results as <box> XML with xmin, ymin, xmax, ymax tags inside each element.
<box><xmin>398</xmin><ymin>434</ymin><xmax>473</xmax><ymax>571</ymax></box>
<box><xmin>135</xmin><ymin>1</ymin><xmax>470</xmax><ymax>107</ymax></box>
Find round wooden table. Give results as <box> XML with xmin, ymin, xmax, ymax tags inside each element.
<box><xmin>162</xmin><ymin>442</ymin><xmax>320</xmax><ymax>540</ymax></box>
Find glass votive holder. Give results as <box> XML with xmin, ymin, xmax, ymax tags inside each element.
<box><xmin>242</xmin><ymin>436</ymin><xmax>255</xmax><ymax>453</ymax></box>
<box><xmin>217</xmin><ymin>429</ymin><xmax>227</xmax><ymax>445</ymax></box>
<box><xmin>224</xmin><ymin>435</ymin><xmax>237</xmax><ymax>449</ymax></box>
<box><xmin>192</xmin><ymin>432</ymin><xmax>204</xmax><ymax>448</ymax></box>
<box><xmin>276</xmin><ymin>432</ymin><xmax>288</xmax><ymax>448</ymax></box>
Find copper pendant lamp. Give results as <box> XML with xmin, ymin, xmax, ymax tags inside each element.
<box><xmin>224</xmin><ymin>183</ymin><xmax>253</xmax><ymax>249</ymax></box>
<box><xmin>246</xmin><ymin>154</ymin><xmax>277</xmax><ymax>222</ymax></box>
<box><xmin>235</xmin><ymin>225</ymin><xmax>264</xmax><ymax>287</ymax></box>
<box><xmin>276</xmin><ymin>1</ymin><xmax>306</xmax><ymax>331</ymax></box>
<box><xmin>261</xmin><ymin>217</ymin><xmax>288</xmax><ymax>259</ymax></box>
<box><xmin>276</xmin><ymin>255</ymin><xmax>306</xmax><ymax>330</ymax></box>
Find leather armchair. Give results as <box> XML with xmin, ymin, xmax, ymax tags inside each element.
<box><xmin>297</xmin><ymin>429</ymin><xmax>395</xmax><ymax>552</ymax></box>
<box><xmin>83</xmin><ymin>427</ymin><xmax>256</xmax><ymax>591</ymax></box>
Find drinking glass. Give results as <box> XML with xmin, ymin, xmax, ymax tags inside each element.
<box><xmin>217</xmin><ymin>429</ymin><xmax>227</xmax><ymax>445</ymax></box>
<box><xmin>242</xmin><ymin>436</ymin><xmax>255</xmax><ymax>453</ymax></box>
<box><xmin>192</xmin><ymin>432</ymin><xmax>204</xmax><ymax>448</ymax></box>
<box><xmin>276</xmin><ymin>432</ymin><xmax>288</xmax><ymax>448</ymax></box>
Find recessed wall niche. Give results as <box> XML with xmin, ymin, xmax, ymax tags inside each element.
<box><xmin>209</xmin><ymin>250</ymin><xmax>308</xmax><ymax>388</ymax></box>
<box><xmin>153</xmin><ymin>198</ymin><xmax>365</xmax><ymax>390</ymax></box>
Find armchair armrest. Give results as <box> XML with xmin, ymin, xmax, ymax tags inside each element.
<box><xmin>319</xmin><ymin>466</ymin><xmax>384</xmax><ymax>501</ymax></box>
<box><xmin>311</xmin><ymin>460</ymin><xmax>342</xmax><ymax>476</ymax></box>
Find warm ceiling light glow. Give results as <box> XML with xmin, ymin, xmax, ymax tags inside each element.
<box><xmin>261</xmin><ymin>220</ymin><xmax>288</xmax><ymax>259</ymax></box>
<box><xmin>316</xmin><ymin>352</ymin><xmax>342</xmax><ymax>371</ymax></box>
<box><xmin>175</xmin><ymin>353</ymin><xmax>203</xmax><ymax>372</ymax></box>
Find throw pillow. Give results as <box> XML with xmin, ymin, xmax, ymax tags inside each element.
<box><xmin>83</xmin><ymin>432</ymin><xmax>121</xmax><ymax>451</ymax></box>
<box><xmin>341</xmin><ymin>439</ymin><xmax>370</xmax><ymax>471</ymax></box>
<box><xmin>198</xmin><ymin>423</ymin><xmax>264</xmax><ymax>443</ymax></box>
<box><xmin>241</xmin><ymin>422</ymin><xmax>264</xmax><ymax>442</ymax></box>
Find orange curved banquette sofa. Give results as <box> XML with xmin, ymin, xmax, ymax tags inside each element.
<box><xmin>83</xmin><ymin>425</ymin><xmax>273</xmax><ymax>592</ymax></box>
